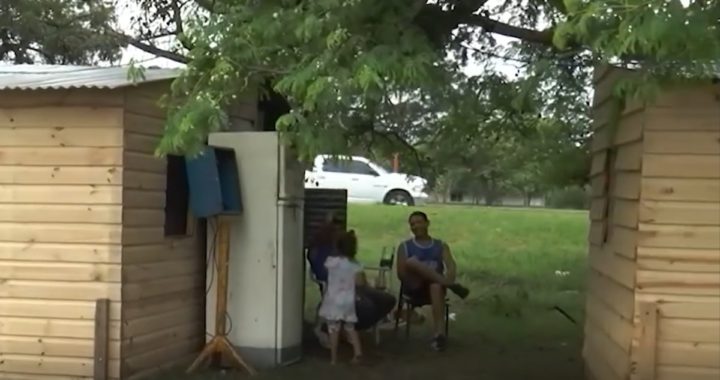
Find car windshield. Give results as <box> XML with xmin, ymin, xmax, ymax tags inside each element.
<box><xmin>370</xmin><ymin>161</ymin><xmax>390</xmax><ymax>175</ymax></box>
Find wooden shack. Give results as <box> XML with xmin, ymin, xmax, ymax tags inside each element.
<box><xmin>0</xmin><ymin>65</ymin><xmax>258</xmax><ymax>380</ymax></box>
<box><xmin>585</xmin><ymin>65</ymin><xmax>720</xmax><ymax>380</ymax></box>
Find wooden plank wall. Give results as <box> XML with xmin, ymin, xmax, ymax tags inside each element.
<box><xmin>584</xmin><ymin>66</ymin><xmax>643</xmax><ymax>380</ymax></box>
<box><xmin>0</xmin><ymin>90</ymin><xmax>123</xmax><ymax>379</ymax></box>
<box><xmin>119</xmin><ymin>82</ymin><xmax>259</xmax><ymax>379</ymax></box>
<box><xmin>634</xmin><ymin>84</ymin><xmax>720</xmax><ymax>380</ymax></box>
<box><xmin>120</xmin><ymin>82</ymin><xmax>206</xmax><ymax>379</ymax></box>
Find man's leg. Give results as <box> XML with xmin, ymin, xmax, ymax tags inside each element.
<box><xmin>404</xmin><ymin>257</ymin><xmax>470</xmax><ymax>299</ymax></box>
<box><xmin>405</xmin><ymin>258</ymin><xmax>452</xmax><ymax>286</ymax></box>
<box><xmin>428</xmin><ymin>283</ymin><xmax>445</xmax><ymax>335</ymax></box>
<box><xmin>428</xmin><ymin>283</ymin><xmax>447</xmax><ymax>351</ymax></box>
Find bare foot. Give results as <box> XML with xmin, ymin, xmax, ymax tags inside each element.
<box><xmin>351</xmin><ymin>355</ymin><xmax>363</xmax><ymax>364</ymax></box>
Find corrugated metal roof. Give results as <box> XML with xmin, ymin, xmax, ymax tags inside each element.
<box><xmin>0</xmin><ymin>64</ymin><xmax>181</xmax><ymax>90</ymax></box>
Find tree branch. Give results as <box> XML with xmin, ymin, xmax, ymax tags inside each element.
<box><xmin>415</xmin><ymin>4</ymin><xmax>559</xmax><ymax>51</ymax></box>
<box><xmin>126</xmin><ymin>39</ymin><xmax>189</xmax><ymax>63</ymax></box>
<box><xmin>461</xmin><ymin>43</ymin><xmax>534</xmax><ymax>64</ymax></box>
<box><xmin>193</xmin><ymin>0</ymin><xmax>215</xmax><ymax>12</ymax></box>
<box><xmin>459</xmin><ymin>12</ymin><xmax>554</xmax><ymax>45</ymax></box>
<box><xmin>42</xmin><ymin>12</ymin><xmax>190</xmax><ymax>65</ymax></box>
<box><xmin>171</xmin><ymin>0</ymin><xmax>195</xmax><ymax>51</ymax></box>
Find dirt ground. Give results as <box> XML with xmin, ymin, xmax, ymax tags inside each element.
<box><xmin>175</xmin><ymin>322</ymin><xmax>583</xmax><ymax>380</ymax></box>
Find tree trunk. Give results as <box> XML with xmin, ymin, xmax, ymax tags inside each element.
<box><xmin>483</xmin><ymin>178</ymin><xmax>500</xmax><ymax>206</ymax></box>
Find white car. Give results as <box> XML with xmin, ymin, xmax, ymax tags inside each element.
<box><xmin>304</xmin><ymin>155</ymin><xmax>429</xmax><ymax>205</ymax></box>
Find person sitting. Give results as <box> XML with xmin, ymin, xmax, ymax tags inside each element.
<box><xmin>396</xmin><ymin>211</ymin><xmax>470</xmax><ymax>352</ymax></box>
<box><xmin>307</xmin><ymin>214</ymin><xmax>340</xmax><ymax>287</ymax></box>
<box><xmin>354</xmin><ymin>272</ymin><xmax>396</xmax><ymax>332</ymax></box>
<box><xmin>307</xmin><ymin>215</ymin><xmax>396</xmax><ymax>341</ymax></box>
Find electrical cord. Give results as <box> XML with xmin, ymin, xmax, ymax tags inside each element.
<box><xmin>204</xmin><ymin>216</ymin><xmax>234</xmax><ymax>338</ymax></box>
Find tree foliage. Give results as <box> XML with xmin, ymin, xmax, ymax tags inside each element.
<box><xmin>0</xmin><ymin>0</ymin><xmax>124</xmax><ymax>64</ymax></box>
<box><xmin>155</xmin><ymin>0</ymin><xmax>717</xmax><ymax>157</ymax></box>
<box><xmin>4</xmin><ymin>0</ymin><xmax>717</xmax><ymax>171</ymax></box>
<box><xmin>395</xmin><ymin>72</ymin><xmax>590</xmax><ymax>202</ymax></box>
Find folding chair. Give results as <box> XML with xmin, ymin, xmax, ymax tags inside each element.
<box><xmin>365</xmin><ymin>247</ymin><xmax>395</xmax><ymax>292</ymax></box>
<box><xmin>362</xmin><ymin>247</ymin><xmax>396</xmax><ymax>345</ymax></box>
<box><xmin>393</xmin><ymin>283</ymin><xmax>450</xmax><ymax>339</ymax></box>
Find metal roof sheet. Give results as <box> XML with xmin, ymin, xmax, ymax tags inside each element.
<box><xmin>0</xmin><ymin>64</ymin><xmax>181</xmax><ymax>90</ymax></box>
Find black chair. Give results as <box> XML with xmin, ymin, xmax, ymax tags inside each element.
<box><xmin>393</xmin><ymin>284</ymin><xmax>450</xmax><ymax>338</ymax></box>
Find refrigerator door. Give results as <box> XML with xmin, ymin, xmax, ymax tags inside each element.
<box><xmin>206</xmin><ymin>131</ymin><xmax>282</xmax><ymax>368</ymax></box>
<box><xmin>275</xmin><ymin>142</ymin><xmax>305</xmax><ymax>365</ymax></box>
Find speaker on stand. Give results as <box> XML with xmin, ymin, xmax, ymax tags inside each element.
<box><xmin>184</xmin><ymin>146</ymin><xmax>254</xmax><ymax>375</ymax></box>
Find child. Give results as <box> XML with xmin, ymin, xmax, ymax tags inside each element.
<box><xmin>318</xmin><ymin>230</ymin><xmax>363</xmax><ymax>364</ymax></box>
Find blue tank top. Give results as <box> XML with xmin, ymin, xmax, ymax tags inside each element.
<box><xmin>309</xmin><ymin>245</ymin><xmax>333</xmax><ymax>282</ymax></box>
<box><xmin>402</xmin><ymin>238</ymin><xmax>444</xmax><ymax>273</ymax></box>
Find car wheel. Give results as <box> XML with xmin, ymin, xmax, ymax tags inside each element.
<box><xmin>383</xmin><ymin>190</ymin><xmax>414</xmax><ymax>206</ymax></box>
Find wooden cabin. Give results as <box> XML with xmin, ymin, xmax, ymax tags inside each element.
<box><xmin>585</xmin><ymin>65</ymin><xmax>720</xmax><ymax>380</ymax></box>
<box><xmin>0</xmin><ymin>65</ymin><xmax>258</xmax><ymax>380</ymax></box>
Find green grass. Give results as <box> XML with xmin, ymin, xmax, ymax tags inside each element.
<box><xmin>155</xmin><ymin>204</ymin><xmax>589</xmax><ymax>380</ymax></box>
<box><xmin>344</xmin><ymin>204</ymin><xmax>588</xmax><ymax>340</ymax></box>
<box><xmin>351</xmin><ymin>204</ymin><xmax>587</xmax><ymax>288</ymax></box>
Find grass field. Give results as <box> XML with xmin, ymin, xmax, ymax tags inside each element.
<box><xmin>346</xmin><ymin>204</ymin><xmax>588</xmax><ymax>338</ymax></box>
<box><xmin>162</xmin><ymin>204</ymin><xmax>589</xmax><ymax>380</ymax></box>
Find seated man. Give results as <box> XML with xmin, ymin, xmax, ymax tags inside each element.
<box><xmin>307</xmin><ymin>214</ymin><xmax>396</xmax><ymax>343</ymax></box>
<box><xmin>306</xmin><ymin>214</ymin><xmax>339</xmax><ymax>287</ymax></box>
<box><xmin>396</xmin><ymin>211</ymin><xmax>470</xmax><ymax>351</ymax></box>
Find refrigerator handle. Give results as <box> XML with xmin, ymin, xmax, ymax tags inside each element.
<box><xmin>270</xmin><ymin>242</ymin><xmax>277</xmax><ymax>268</ymax></box>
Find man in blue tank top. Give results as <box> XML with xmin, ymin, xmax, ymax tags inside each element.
<box><xmin>396</xmin><ymin>211</ymin><xmax>470</xmax><ymax>351</ymax></box>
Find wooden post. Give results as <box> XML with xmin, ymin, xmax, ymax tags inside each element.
<box><xmin>215</xmin><ymin>219</ymin><xmax>229</xmax><ymax>339</ymax></box>
<box><xmin>94</xmin><ymin>298</ymin><xmax>110</xmax><ymax>380</ymax></box>
<box><xmin>187</xmin><ymin>216</ymin><xmax>255</xmax><ymax>375</ymax></box>
<box><xmin>637</xmin><ymin>302</ymin><xmax>658</xmax><ymax>380</ymax></box>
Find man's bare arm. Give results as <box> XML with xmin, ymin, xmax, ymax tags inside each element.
<box><xmin>396</xmin><ymin>243</ymin><xmax>407</xmax><ymax>280</ymax></box>
<box><xmin>442</xmin><ymin>242</ymin><xmax>457</xmax><ymax>283</ymax></box>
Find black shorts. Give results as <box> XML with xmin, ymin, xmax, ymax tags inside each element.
<box><xmin>402</xmin><ymin>283</ymin><xmax>432</xmax><ymax>304</ymax></box>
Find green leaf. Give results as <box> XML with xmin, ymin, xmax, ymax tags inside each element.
<box><xmin>126</xmin><ymin>59</ymin><xmax>146</xmax><ymax>83</ymax></box>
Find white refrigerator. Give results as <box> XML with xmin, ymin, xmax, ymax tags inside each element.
<box><xmin>205</xmin><ymin>131</ymin><xmax>305</xmax><ymax>368</ymax></box>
